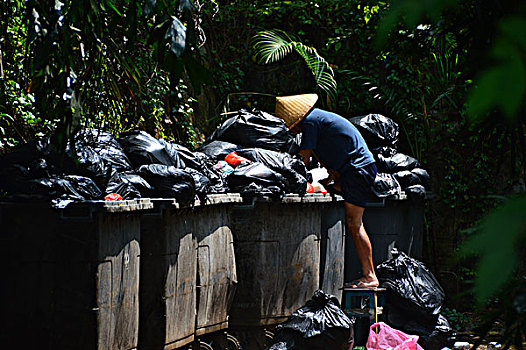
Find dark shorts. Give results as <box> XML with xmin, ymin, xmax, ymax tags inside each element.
<box><xmin>340</xmin><ymin>163</ymin><xmax>377</xmax><ymax>207</ymax></box>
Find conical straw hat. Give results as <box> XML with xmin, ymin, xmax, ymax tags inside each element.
<box><xmin>275</xmin><ymin>93</ymin><xmax>318</xmax><ymax>129</ymax></box>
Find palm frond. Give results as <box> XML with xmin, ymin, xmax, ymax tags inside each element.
<box><xmin>345</xmin><ymin>70</ymin><xmax>415</xmax><ymax>123</ymax></box>
<box><xmin>252</xmin><ymin>30</ymin><xmax>296</xmax><ymax>64</ymax></box>
<box><xmin>252</xmin><ymin>29</ymin><xmax>337</xmax><ymax>105</ymax></box>
<box><xmin>292</xmin><ymin>42</ymin><xmax>337</xmax><ymax>104</ymax></box>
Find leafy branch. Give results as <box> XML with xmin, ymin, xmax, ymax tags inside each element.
<box><xmin>251</xmin><ymin>29</ymin><xmax>337</xmax><ymax>105</ymax></box>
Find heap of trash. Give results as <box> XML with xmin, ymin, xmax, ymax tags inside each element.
<box><xmin>0</xmin><ymin>109</ymin><xmax>430</xmax><ymax>207</ymax></box>
<box><xmin>268</xmin><ymin>290</ymin><xmax>355</xmax><ymax>350</ymax></box>
<box><xmin>377</xmin><ymin>248</ymin><xmax>456</xmax><ymax>350</ymax></box>
<box><xmin>350</xmin><ymin>114</ymin><xmax>430</xmax><ymax>200</ymax></box>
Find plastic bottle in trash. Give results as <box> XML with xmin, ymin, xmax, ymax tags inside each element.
<box><xmin>214</xmin><ymin>160</ymin><xmax>235</xmax><ymax>175</ymax></box>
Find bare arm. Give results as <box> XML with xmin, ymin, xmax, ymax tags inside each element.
<box><xmin>299</xmin><ymin>149</ymin><xmax>313</xmax><ymax>166</ymax></box>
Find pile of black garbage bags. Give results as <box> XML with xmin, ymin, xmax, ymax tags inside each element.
<box><xmin>0</xmin><ymin>110</ymin><xmax>431</xmax><ymax>207</ymax></box>
<box><xmin>377</xmin><ymin>249</ymin><xmax>455</xmax><ymax>350</ymax></box>
<box><xmin>0</xmin><ymin>109</ymin><xmax>308</xmax><ymax>207</ymax></box>
<box><xmin>349</xmin><ymin>114</ymin><xmax>430</xmax><ymax>201</ymax></box>
<box><xmin>268</xmin><ymin>290</ymin><xmax>355</xmax><ymax>350</ymax></box>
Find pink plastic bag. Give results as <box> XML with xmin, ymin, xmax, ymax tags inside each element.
<box><xmin>366</xmin><ymin>322</ymin><xmax>423</xmax><ymax>350</ymax></box>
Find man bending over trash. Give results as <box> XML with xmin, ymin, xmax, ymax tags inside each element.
<box><xmin>276</xmin><ymin>93</ymin><xmax>379</xmax><ymax>288</ymax></box>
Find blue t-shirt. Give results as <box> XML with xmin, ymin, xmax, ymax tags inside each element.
<box><xmin>300</xmin><ymin>108</ymin><xmax>375</xmax><ymax>172</ymax></box>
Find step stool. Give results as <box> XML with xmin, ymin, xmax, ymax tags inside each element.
<box><xmin>342</xmin><ymin>286</ymin><xmax>386</xmax><ymax>325</ymax></box>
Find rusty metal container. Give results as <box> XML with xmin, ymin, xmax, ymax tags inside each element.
<box><xmin>0</xmin><ymin>199</ymin><xmax>152</xmax><ymax>350</ymax></box>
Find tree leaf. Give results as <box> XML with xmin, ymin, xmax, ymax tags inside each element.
<box><xmin>164</xmin><ymin>16</ymin><xmax>186</xmax><ymax>57</ymax></box>
<box><xmin>252</xmin><ymin>30</ymin><xmax>295</xmax><ymax>64</ymax></box>
<box><xmin>105</xmin><ymin>0</ymin><xmax>122</xmax><ymax>16</ymax></box>
<box><xmin>467</xmin><ymin>55</ymin><xmax>526</xmax><ymax>122</ymax></box>
<box><xmin>252</xmin><ymin>29</ymin><xmax>337</xmax><ymax>105</ymax></box>
<box><xmin>468</xmin><ymin>17</ymin><xmax>526</xmax><ymax>122</ymax></box>
<box><xmin>460</xmin><ymin>194</ymin><xmax>526</xmax><ymax>304</ymax></box>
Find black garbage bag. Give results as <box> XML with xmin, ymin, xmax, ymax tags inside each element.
<box><xmin>157</xmin><ymin>138</ymin><xmax>205</xmax><ymax>168</ymax></box>
<box><xmin>377</xmin><ymin>249</ymin><xmax>453</xmax><ymax>349</ymax></box>
<box><xmin>373</xmin><ymin>146</ymin><xmax>398</xmax><ymax>158</ymax></box>
<box><xmin>207</xmin><ymin>109</ymin><xmax>299</xmax><ymax>154</ymax></box>
<box><xmin>0</xmin><ymin>163</ymin><xmax>33</xmax><ymax>194</ymax></box>
<box><xmin>39</xmin><ymin>137</ymin><xmax>109</xmax><ymax>182</ymax></box>
<box><xmin>0</xmin><ymin>136</ymin><xmax>97</xmax><ymax>185</ymax></box>
<box><xmin>105</xmin><ymin>172</ymin><xmax>153</xmax><ymax>199</ymax></box>
<box><xmin>136</xmin><ymin>164</ymin><xmax>195</xmax><ymax>206</ymax></box>
<box><xmin>236</xmin><ymin>148</ymin><xmax>308</xmax><ymax>194</ymax></box>
<box><xmin>376</xmin><ymin>153</ymin><xmax>420</xmax><ymax>173</ymax></box>
<box><xmin>27</xmin><ymin>158</ymin><xmax>56</xmax><ymax>179</ymax></box>
<box><xmin>156</xmin><ymin>137</ymin><xmax>229</xmax><ymax>194</ymax></box>
<box><xmin>385</xmin><ymin>302</ymin><xmax>455</xmax><ymax>350</ymax></box>
<box><xmin>161</xmin><ymin>141</ymin><xmax>204</xmax><ymax>170</ymax></box>
<box><xmin>237</xmin><ymin>148</ymin><xmax>307</xmax><ymax>177</ymax></box>
<box><xmin>411</xmin><ymin>168</ymin><xmax>430</xmax><ymax>186</ymax></box>
<box><xmin>162</xmin><ymin>142</ymin><xmax>229</xmax><ymax>194</ymax></box>
<box><xmin>198</xmin><ymin>157</ymin><xmax>230</xmax><ymax>194</ymax></box>
<box><xmin>38</xmin><ymin>129</ymin><xmax>132</xmax><ymax>182</ymax></box>
<box><xmin>393</xmin><ymin>170</ymin><xmax>421</xmax><ymax>188</ymax></box>
<box><xmin>377</xmin><ymin>248</ymin><xmax>445</xmax><ymax>316</ymax></box>
<box><xmin>405</xmin><ymin>184</ymin><xmax>426</xmax><ymax>201</ymax></box>
<box><xmin>349</xmin><ymin>114</ymin><xmax>399</xmax><ymax>149</ymax></box>
<box><xmin>237</xmin><ymin>182</ymin><xmax>283</xmax><ymax>198</ymax></box>
<box><xmin>0</xmin><ymin>138</ymin><xmax>50</xmax><ymax>168</ymax></box>
<box><xmin>0</xmin><ymin>145</ymin><xmax>102</xmax><ymax>199</ymax></box>
<box><xmin>118</xmin><ymin>130</ymin><xmax>185</xmax><ymax>168</ymax></box>
<box><xmin>269</xmin><ymin>290</ymin><xmax>355</xmax><ymax>350</ymax></box>
<box><xmin>415</xmin><ymin>315</ymin><xmax>455</xmax><ymax>350</ymax></box>
<box><xmin>197</xmin><ymin>140</ymin><xmax>240</xmax><ymax>160</ymax></box>
<box><xmin>75</xmin><ymin>129</ymin><xmax>132</xmax><ymax>176</ymax></box>
<box><xmin>371</xmin><ymin>173</ymin><xmax>401</xmax><ymax>198</ymax></box>
<box><xmin>45</xmin><ymin>175</ymin><xmax>102</xmax><ymax>200</ymax></box>
<box><xmin>4</xmin><ymin>175</ymin><xmax>102</xmax><ymax>208</ymax></box>
<box><xmin>0</xmin><ymin>142</ymin><xmax>57</xmax><ymax>195</ymax></box>
<box><xmin>227</xmin><ymin>161</ymin><xmax>287</xmax><ymax>192</ymax></box>
<box><xmin>183</xmin><ymin>168</ymin><xmax>210</xmax><ymax>200</ymax></box>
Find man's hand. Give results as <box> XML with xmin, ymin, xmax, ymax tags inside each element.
<box><xmin>299</xmin><ymin>149</ymin><xmax>313</xmax><ymax>166</ymax></box>
<box><xmin>319</xmin><ymin>176</ymin><xmax>333</xmax><ymax>186</ymax></box>
<box><xmin>327</xmin><ymin>169</ymin><xmax>342</xmax><ymax>192</ymax></box>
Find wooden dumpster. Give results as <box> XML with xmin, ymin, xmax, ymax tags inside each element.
<box><xmin>320</xmin><ymin>195</ymin><xmax>346</xmax><ymax>302</ymax></box>
<box><xmin>0</xmin><ymin>199</ymin><xmax>152</xmax><ymax>350</ymax></box>
<box><xmin>138</xmin><ymin>194</ymin><xmax>241</xmax><ymax>350</ymax></box>
<box><xmin>228</xmin><ymin>194</ymin><xmax>332</xmax><ymax>328</ymax></box>
<box><xmin>345</xmin><ymin>194</ymin><xmax>426</xmax><ymax>283</ymax></box>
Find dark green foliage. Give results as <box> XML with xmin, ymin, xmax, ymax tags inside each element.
<box><xmin>0</xmin><ymin>0</ymin><xmax>211</xmax><ymax>151</ymax></box>
<box><xmin>1</xmin><ymin>4</ymin><xmax>525</xmax><ymax>342</ymax></box>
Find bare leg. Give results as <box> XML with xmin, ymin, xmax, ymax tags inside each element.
<box><xmin>344</xmin><ymin>201</ymin><xmax>379</xmax><ymax>288</ymax></box>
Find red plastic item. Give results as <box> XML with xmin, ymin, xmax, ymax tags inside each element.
<box><xmin>366</xmin><ymin>322</ymin><xmax>423</xmax><ymax>350</ymax></box>
<box><xmin>306</xmin><ymin>182</ymin><xmax>327</xmax><ymax>195</ymax></box>
<box><xmin>105</xmin><ymin>193</ymin><xmax>123</xmax><ymax>201</ymax></box>
<box><xmin>225</xmin><ymin>151</ymin><xmax>250</xmax><ymax>167</ymax></box>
